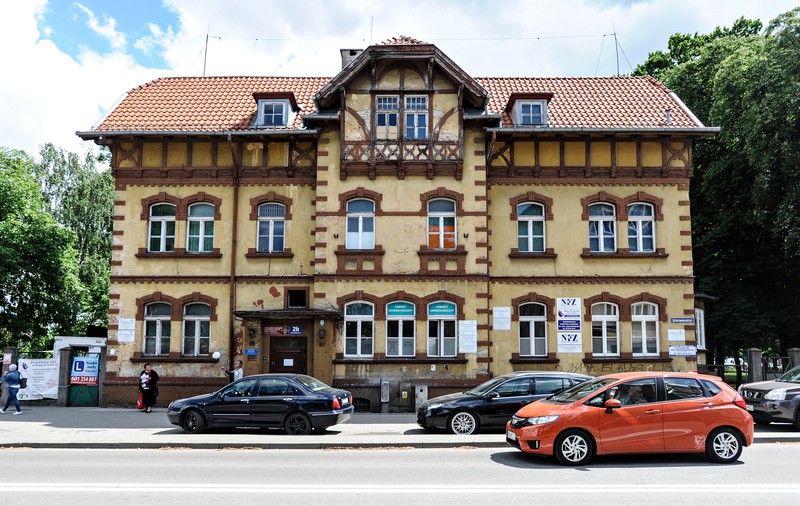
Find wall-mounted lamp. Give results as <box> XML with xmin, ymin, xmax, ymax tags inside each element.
<box><xmin>317</xmin><ymin>328</ymin><xmax>326</xmax><ymax>345</ymax></box>
<box><xmin>248</xmin><ymin>328</ymin><xmax>256</xmax><ymax>338</ymax></box>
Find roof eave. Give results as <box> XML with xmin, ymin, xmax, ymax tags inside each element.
<box><xmin>484</xmin><ymin>126</ymin><xmax>721</xmax><ymax>137</ymax></box>
<box><xmin>76</xmin><ymin>129</ymin><xmax>320</xmax><ymax>141</ymax></box>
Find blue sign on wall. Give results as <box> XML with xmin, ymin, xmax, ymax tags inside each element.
<box><xmin>244</xmin><ymin>348</ymin><xmax>259</xmax><ymax>356</ymax></box>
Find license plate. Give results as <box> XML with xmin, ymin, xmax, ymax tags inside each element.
<box><xmin>507</xmin><ymin>430</ymin><xmax>517</xmax><ymax>441</ymax></box>
<box><xmin>341</xmin><ymin>397</ymin><xmax>349</xmax><ymax>405</ymax></box>
<box><xmin>746</xmin><ymin>404</ymin><xmax>753</xmax><ymax>412</ymax></box>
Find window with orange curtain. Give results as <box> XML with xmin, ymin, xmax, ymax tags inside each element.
<box><xmin>427</xmin><ymin>199</ymin><xmax>456</xmax><ymax>249</ymax></box>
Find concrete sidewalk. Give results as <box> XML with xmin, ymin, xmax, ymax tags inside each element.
<box><xmin>0</xmin><ymin>406</ymin><xmax>798</xmax><ymax>449</ymax></box>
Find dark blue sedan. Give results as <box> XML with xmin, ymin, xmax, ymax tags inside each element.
<box><xmin>167</xmin><ymin>373</ymin><xmax>353</xmax><ymax>435</ymax></box>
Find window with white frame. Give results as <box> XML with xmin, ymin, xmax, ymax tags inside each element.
<box><xmin>517</xmin><ymin>202</ymin><xmax>546</xmax><ymax>252</ymax></box>
<box><xmin>148</xmin><ymin>203</ymin><xmax>176</xmax><ymax>252</ymax></box>
<box><xmin>695</xmin><ymin>308</ymin><xmax>706</xmax><ymax>350</ymax></box>
<box><xmin>628</xmin><ymin>203</ymin><xmax>655</xmax><ymax>252</ymax></box>
<box><xmin>182</xmin><ymin>303</ymin><xmax>210</xmax><ymax>356</ymax></box>
<box><xmin>344</xmin><ymin>302</ymin><xmax>374</xmax><ymax>357</ymax></box>
<box><xmin>258</xmin><ymin>100</ymin><xmax>289</xmax><ymax>127</ymax></box>
<box><xmin>631</xmin><ymin>302</ymin><xmax>659</xmax><ymax>356</ymax></box>
<box><xmin>405</xmin><ymin>95</ymin><xmax>428</xmax><ymax>140</ymax></box>
<box><xmin>144</xmin><ymin>302</ymin><xmax>171</xmax><ymax>356</ymax></box>
<box><xmin>589</xmin><ymin>203</ymin><xmax>616</xmax><ymax>253</ymax></box>
<box><xmin>257</xmin><ymin>203</ymin><xmax>285</xmax><ymax>253</ymax></box>
<box><xmin>591</xmin><ymin>302</ymin><xmax>619</xmax><ymax>356</ymax></box>
<box><xmin>345</xmin><ymin>199</ymin><xmax>375</xmax><ymax>250</ymax></box>
<box><xmin>519</xmin><ymin>303</ymin><xmax>547</xmax><ymax>356</ymax></box>
<box><xmin>516</xmin><ymin>100</ymin><xmax>547</xmax><ymax>125</ymax></box>
<box><xmin>427</xmin><ymin>199</ymin><xmax>456</xmax><ymax>249</ymax></box>
<box><xmin>376</xmin><ymin>95</ymin><xmax>399</xmax><ymax>139</ymax></box>
<box><xmin>427</xmin><ymin>302</ymin><xmax>457</xmax><ymax>357</ymax></box>
<box><xmin>386</xmin><ymin>302</ymin><xmax>415</xmax><ymax>357</ymax></box>
<box><xmin>187</xmin><ymin>203</ymin><xmax>215</xmax><ymax>253</ymax></box>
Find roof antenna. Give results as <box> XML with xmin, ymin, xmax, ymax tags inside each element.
<box><xmin>370</xmin><ymin>16</ymin><xmax>373</xmax><ymax>45</ymax></box>
<box><xmin>613</xmin><ymin>22</ymin><xmax>620</xmax><ymax>77</ymax></box>
<box><xmin>203</xmin><ymin>25</ymin><xmax>210</xmax><ymax>77</ymax></box>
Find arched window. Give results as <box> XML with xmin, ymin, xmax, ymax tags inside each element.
<box><xmin>182</xmin><ymin>303</ymin><xmax>211</xmax><ymax>356</ymax></box>
<box><xmin>588</xmin><ymin>203</ymin><xmax>616</xmax><ymax>253</ymax></box>
<box><xmin>517</xmin><ymin>202</ymin><xmax>546</xmax><ymax>253</ymax></box>
<box><xmin>386</xmin><ymin>302</ymin><xmax>415</xmax><ymax>357</ymax></box>
<box><xmin>148</xmin><ymin>204</ymin><xmax>176</xmax><ymax>252</ymax></box>
<box><xmin>427</xmin><ymin>199</ymin><xmax>456</xmax><ymax>249</ymax></box>
<box><xmin>187</xmin><ymin>203</ymin><xmax>215</xmax><ymax>253</ymax></box>
<box><xmin>427</xmin><ymin>301</ymin><xmax>457</xmax><ymax>357</ymax></box>
<box><xmin>628</xmin><ymin>203</ymin><xmax>655</xmax><ymax>253</ymax></box>
<box><xmin>344</xmin><ymin>302</ymin><xmax>374</xmax><ymax>357</ymax></box>
<box><xmin>632</xmin><ymin>302</ymin><xmax>659</xmax><ymax>356</ymax></box>
<box><xmin>519</xmin><ymin>303</ymin><xmax>547</xmax><ymax>356</ymax></box>
<box><xmin>346</xmin><ymin>199</ymin><xmax>375</xmax><ymax>250</ymax></box>
<box><xmin>591</xmin><ymin>302</ymin><xmax>619</xmax><ymax>356</ymax></box>
<box><xmin>257</xmin><ymin>203</ymin><xmax>286</xmax><ymax>253</ymax></box>
<box><xmin>144</xmin><ymin>302</ymin><xmax>171</xmax><ymax>355</ymax></box>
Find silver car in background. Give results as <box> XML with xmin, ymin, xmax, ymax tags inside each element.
<box><xmin>738</xmin><ymin>364</ymin><xmax>800</xmax><ymax>429</ymax></box>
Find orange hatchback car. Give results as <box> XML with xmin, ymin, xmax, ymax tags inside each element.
<box><xmin>506</xmin><ymin>372</ymin><xmax>754</xmax><ymax>465</ymax></box>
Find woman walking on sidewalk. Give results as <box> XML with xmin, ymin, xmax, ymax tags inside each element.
<box><xmin>1</xmin><ymin>364</ymin><xmax>23</xmax><ymax>415</ymax></box>
<box><xmin>139</xmin><ymin>363</ymin><xmax>159</xmax><ymax>413</ymax></box>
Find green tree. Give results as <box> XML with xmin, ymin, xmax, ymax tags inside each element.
<box><xmin>0</xmin><ymin>148</ymin><xmax>84</xmax><ymax>350</ymax></box>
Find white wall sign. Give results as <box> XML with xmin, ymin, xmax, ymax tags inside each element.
<box><xmin>458</xmin><ymin>320</ymin><xmax>478</xmax><ymax>353</ymax></box>
<box><xmin>668</xmin><ymin>329</ymin><xmax>686</xmax><ymax>342</ymax></box>
<box><xmin>557</xmin><ymin>298</ymin><xmax>582</xmax><ymax>331</ymax></box>
<box><xmin>117</xmin><ymin>318</ymin><xmax>136</xmax><ymax>343</ymax></box>
<box><xmin>669</xmin><ymin>345</ymin><xmax>697</xmax><ymax>357</ymax></box>
<box><xmin>492</xmin><ymin>307</ymin><xmax>511</xmax><ymax>330</ymax></box>
<box><xmin>557</xmin><ymin>332</ymin><xmax>583</xmax><ymax>353</ymax></box>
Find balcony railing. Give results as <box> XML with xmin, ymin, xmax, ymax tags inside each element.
<box><xmin>343</xmin><ymin>140</ymin><xmax>462</xmax><ymax>162</ymax></box>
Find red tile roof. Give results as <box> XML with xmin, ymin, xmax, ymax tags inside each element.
<box><xmin>92</xmin><ymin>74</ymin><xmax>700</xmax><ymax>133</ymax></box>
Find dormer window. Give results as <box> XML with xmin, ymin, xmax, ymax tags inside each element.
<box><xmin>252</xmin><ymin>92</ymin><xmax>299</xmax><ymax>128</ymax></box>
<box><xmin>507</xmin><ymin>92</ymin><xmax>553</xmax><ymax>127</ymax></box>
<box><xmin>518</xmin><ymin>100</ymin><xmax>547</xmax><ymax>125</ymax></box>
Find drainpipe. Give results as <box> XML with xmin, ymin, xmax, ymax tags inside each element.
<box><xmin>227</xmin><ymin>135</ymin><xmax>240</xmax><ymax>370</ymax></box>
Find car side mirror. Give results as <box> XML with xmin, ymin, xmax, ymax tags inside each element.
<box><xmin>604</xmin><ymin>398</ymin><xmax>621</xmax><ymax>414</ymax></box>
<box><xmin>485</xmin><ymin>392</ymin><xmax>500</xmax><ymax>400</ymax></box>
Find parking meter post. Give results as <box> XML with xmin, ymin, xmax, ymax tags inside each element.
<box><xmin>747</xmin><ymin>348</ymin><xmax>762</xmax><ymax>383</ymax></box>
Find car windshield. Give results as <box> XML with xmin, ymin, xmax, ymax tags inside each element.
<box><xmin>548</xmin><ymin>377</ymin><xmax>618</xmax><ymax>403</ymax></box>
<box><xmin>294</xmin><ymin>375</ymin><xmax>332</xmax><ymax>392</ymax></box>
<box><xmin>465</xmin><ymin>376</ymin><xmax>507</xmax><ymax>396</ymax></box>
<box><xmin>777</xmin><ymin>365</ymin><xmax>800</xmax><ymax>383</ymax></box>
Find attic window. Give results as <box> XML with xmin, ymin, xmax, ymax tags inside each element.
<box><xmin>257</xmin><ymin>100</ymin><xmax>289</xmax><ymax>127</ymax></box>
<box><xmin>516</xmin><ymin>100</ymin><xmax>547</xmax><ymax>126</ymax></box>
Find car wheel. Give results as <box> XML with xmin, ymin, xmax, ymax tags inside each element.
<box><xmin>554</xmin><ymin>429</ymin><xmax>593</xmax><ymax>466</ymax></box>
<box><xmin>705</xmin><ymin>427</ymin><xmax>743</xmax><ymax>463</ymax></box>
<box><xmin>180</xmin><ymin>410</ymin><xmax>206</xmax><ymax>434</ymax></box>
<box><xmin>284</xmin><ymin>412</ymin><xmax>312</xmax><ymax>435</ymax></box>
<box><xmin>448</xmin><ymin>411</ymin><xmax>478</xmax><ymax>435</ymax></box>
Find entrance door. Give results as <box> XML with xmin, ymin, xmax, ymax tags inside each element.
<box><xmin>269</xmin><ymin>337</ymin><xmax>307</xmax><ymax>374</ymax></box>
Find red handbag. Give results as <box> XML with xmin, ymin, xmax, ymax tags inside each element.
<box><xmin>136</xmin><ymin>393</ymin><xmax>143</xmax><ymax>410</ymax></box>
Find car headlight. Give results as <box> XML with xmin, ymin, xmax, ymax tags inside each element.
<box><xmin>426</xmin><ymin>403</ymin><xmax>444</xmax><ymax>411</ymax></box>
<box><xmin>764</xmin><ymin>389</ymin><xmax>787</xmax><ymax>401</ymax></box>
<box><xmin>512</xmin><ymin>414</ymin><xmax>559</xmax><ymax>427</ymax></box>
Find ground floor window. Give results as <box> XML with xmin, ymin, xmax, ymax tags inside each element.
<box><xmin>427</xmin><ymin>302</ymin><xmax>457</xmax><ymax>357</ymax></box>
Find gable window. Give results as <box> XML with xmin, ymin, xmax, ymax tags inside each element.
<box><xmin>258</xmin><ymin>100</ymin><xmax>288</xmax><ymax>127</ymax></box>
<box><xmin>428</xmin><ymin>302</ymin><xmax>457</xmax><ymax>357</ymax></box>
<box><xmin>144</xmin><ymin>302</ymin><xmax>171</xmax><ymax>356</ymax></box>
<box><xmin>148</xmin><ymin>204</ymin><xmax>176</xmax><ymax>253</ymax></box>
<box><xmin>346</xmin><ymin>199</ymin><xmax>375</xmax><ymax>250</ymax></box>
<box><xmin>519</xmin><ymin>303</ymin><xmax>547</xmax><ymax>356</ymax></box>
<box><xmin>517</xmin><ymin>100</ymin><xmax>547</xmax><ymax>125</ymax></box>
<box><xmin>591</xmin><ymin>302</ymin><xmax>619</xmax><ymax>356</ymax></box>
<box><xmin>182</xmin><ymin>303</ymin><xmax>210</xmax><ymax>356</ymax></box>
<box><xmin>387</xmin><ymin>302</ymin><xmax>415</xmax><ymax>357</ymax></box>
<box><xmin>376</xmin><ymin>96</ymin><xmax>399</xmax><ymax>139</ymax></box>
<box><xmin>628</xmin><ymin>203</ymin><xmax>655</xmax><ymax>252</ymax></box>
<box><xmin>427</xmin><ymin>199</ymin><xmax>456</xmax><ymax>249</ymax></box>
<box><xmin>405</xmin><ymin>96</ymin><xmax>428</xmax><ymax>140</ymax></box>
<box><xmin>588</xmin><ymin>203</ymin><xmax>616</xmax><ymax>253</ymax></box>
<box><xmin>517</xmin><ymin>202</ymin><xmax>546</xmax><ymax>253</ymax></box>
<box><xmin>257</xmin><ymin>203</ymin><xmax>285</xmax><ymax>253</ymax></box>
<box><xmin>632</xmin><ymin>302</ymin><xmax>659</xmax><ymax>356</ymax></box>
<box><xmin>344</xmin><ymin>302</ymin><xmax>374</xmax><ymax>357</ymax></box>
<box><xmin>187</xmin><ymin>203</ymin><xmax>215</xmax><ymax>253</ymax></box>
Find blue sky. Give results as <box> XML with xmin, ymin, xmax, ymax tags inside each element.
<box><xmin>1</xmin><ymin>0</ymin><xmax>797</xmax><ymax>158</ymax></box>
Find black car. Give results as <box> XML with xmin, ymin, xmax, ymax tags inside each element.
<box><xmin>417</xmin><ymin>371</ymin><xmax>592</xmax><ymax>435</ymax></box>
<box><xmin>167</xmin><ymin>373</ymin><xmax>354</xmax><ymax>435</ymax></box>
<box><xmin>738</xmin><ymin>364</ymin><xmax>800</xmax><ymax>429</ymax></box>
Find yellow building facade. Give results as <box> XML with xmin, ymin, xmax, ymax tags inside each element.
<box><xmin>79</xmin><ymin>37</ymin><xmax>716</xmax><ymax>409</ymax></box>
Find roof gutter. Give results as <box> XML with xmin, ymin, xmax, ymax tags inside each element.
<box><xmin>76</xmin><ymin>129</ymin><xmax>320</xmax><ymax>140</ymax></box>
<box><xmin>484</xmin><ymin>126</ymin><xmax>720</xmax><ymax>137</ymax></box>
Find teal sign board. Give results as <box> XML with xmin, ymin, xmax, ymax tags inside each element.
<box><xmin>428</xmin><ymin>302</ymin><xmax>456</xmax><ymax>316</ymax></box>
<box><xmin>387</xmin><ymin>302</ymin><xmax>415</xmax><ymax>316</ymax></box>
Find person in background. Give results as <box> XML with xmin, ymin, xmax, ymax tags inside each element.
<box><xmin>221</xmin><ymin>360</ymin><xmax>244</xmax><ymax>383</ymax></box>
<box><xmin>139</xmin><ymin>363</ymin><xmax>159</xmax><ymax>413</ymax></box>
<box><xmin>1</xmin><ymin>364</ymin><xmax>23</xmax><ymax>415</ymax></box>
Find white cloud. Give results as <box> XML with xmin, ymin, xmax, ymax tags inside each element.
<box><xmin>75</xmin><ymin>2</ymin><xmax>127</xmax><ymax>50</ymax></box>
